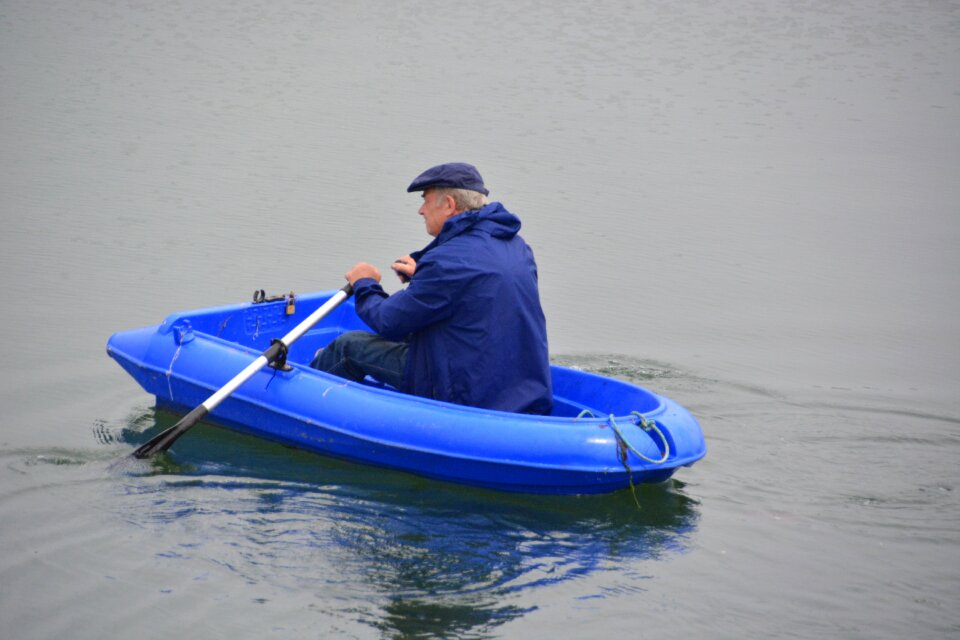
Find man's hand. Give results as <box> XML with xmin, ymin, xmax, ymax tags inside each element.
<box><xmin>391</xmin><ymin>255</ymin><xmax>416</xmax><ymax>284</ymax></box>
<box><xmin>346</xmin><ymin>262</ymin><xmax>382</xmax><ymax>285</ymax></box>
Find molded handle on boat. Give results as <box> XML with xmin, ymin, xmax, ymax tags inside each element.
<box><xmin>131</xmin><ymin>284</ymin><xmax>354</xmax><ymax>459</ymax></box>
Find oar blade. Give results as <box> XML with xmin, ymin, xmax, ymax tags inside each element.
<box><xmin>132</xmin><ymin>405</ymin><xmax>208</xmax><ymax>459</ymax></box>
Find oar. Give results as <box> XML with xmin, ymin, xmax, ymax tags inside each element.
<box><xmin>132</xmin><ymin>284</ymin><xmax>354</xmax><ymax>459</ymax></box>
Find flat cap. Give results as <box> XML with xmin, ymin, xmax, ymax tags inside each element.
<box><xmin>406</xmin><ymin>162</ymin><xmax>489</xmax><ymax>196</ymax></box>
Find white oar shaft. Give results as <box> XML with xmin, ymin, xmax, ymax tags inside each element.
<box><xmin>200</xmin><ymin>287</ymin><xmax>352</xmax><ymax>413</ymax></box>
<box><xmin>277</xmin><ymin>287</ymin><xmax>351</xmax><ymax>346</ymax></box>
<box><xmin>202</xmin><ymin>354</ymin><xmax>271</xmax><ymax>411</ymax></box>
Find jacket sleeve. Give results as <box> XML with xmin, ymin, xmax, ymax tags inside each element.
<box><xmin>352</xmin><ymin>251</ymin><xmax>472</xmax><ymax>341</ymax></box>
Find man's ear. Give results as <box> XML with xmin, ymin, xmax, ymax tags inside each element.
<box><xmin>443</xmin><ymin>194</ymin><xmax>457</xmax><ymax>213</ymax></box>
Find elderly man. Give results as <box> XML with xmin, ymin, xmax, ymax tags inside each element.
<box><xmin>311</xmin><ymin>162</ymin><xmax>552</xmax><ymax>415</ymax></box>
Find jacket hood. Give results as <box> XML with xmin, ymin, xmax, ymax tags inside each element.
<box><xmin>410</xmin><ymin>202</ymin><xmax>522</xmax><ymax>262</ymax></box>
<box><xmin>439</xmin><ymin>202</ymin><xmax>521</xmax><ymax>242</ymax></box>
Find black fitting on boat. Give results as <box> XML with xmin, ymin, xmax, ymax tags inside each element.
<box><xmin>267</xmin><ymin>338</ymin><xmax>292</xmax><ymax>371</ymax></box>
<box><xmin>253</xmin><ymin>289</ymin><xmax>288</xmax><ymax>304</ymax></box>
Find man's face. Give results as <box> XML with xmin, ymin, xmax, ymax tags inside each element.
<box><xmin>419</xmin><ymin>188</ymin><xmax>455</xmax><ymax>237</ymax></box>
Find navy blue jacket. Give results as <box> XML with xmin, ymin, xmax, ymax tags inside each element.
<box><xmin>352</xmin><ymin>202</ymin><xmax>553</xmax><ymax>415</ymax></box>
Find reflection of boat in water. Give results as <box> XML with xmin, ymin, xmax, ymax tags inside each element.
<box><xmin>107</xmin><ymin>290</ymin><xmax>706</xmax><ymax>494</ymax></box>
<box><xmin>115</xmin><ymin>410</ymin><xmax>701</xmax><ymax>638</ymax></box>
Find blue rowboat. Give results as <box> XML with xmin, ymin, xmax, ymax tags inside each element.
<box><xmin>106</xmin><ymin>290</ymin><xmax>706</xmax><ymax>494</ymax></box>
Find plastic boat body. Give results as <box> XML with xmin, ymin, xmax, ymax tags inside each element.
<box><xmin>106</xmin><ymin>291</ymin><xmax>706</xmax><ymax>494</ymax></box>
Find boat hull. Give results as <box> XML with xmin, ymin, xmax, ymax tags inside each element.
<box><xmin>107</xmin><ymin>291</ymin><xmax>706</xmax><ymax>494</ymax></box>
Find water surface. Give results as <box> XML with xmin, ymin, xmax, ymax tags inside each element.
<box><xmin>1</xmin><ymin>1</ymin><xmax>958</xmax><ymax>638</ymax></box>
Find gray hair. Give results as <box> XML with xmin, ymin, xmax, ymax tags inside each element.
<box><xmin>434</xmin><ymin>187</ymin><xmax>488</xmax><ymax>213</ymax></box>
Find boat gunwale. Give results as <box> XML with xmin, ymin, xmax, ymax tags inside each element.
<box><xmin>153</xmin><ymin>308</ymin><xmax>670</xmax><ymax>426</ymax></box>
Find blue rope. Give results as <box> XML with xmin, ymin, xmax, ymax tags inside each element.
<box><xmin>607</xmin><ymin>412</ymin><xmax>670</xmax><ymax>464</ymax></box>
<box><xmin>575</xmin><ymin>409</ymin><xmax>670</xmax><ymax>465</ymax></box>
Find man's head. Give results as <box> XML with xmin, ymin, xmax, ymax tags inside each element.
<box><xmin>408</xmin><ymin>162</ymin><xmax>490</xmax><ymax>236</ymax></box>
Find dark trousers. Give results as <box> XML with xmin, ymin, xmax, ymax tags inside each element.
<box><xmin>310</xmin><ymin>331</ymin><xmax>408</xmax><ymax>389</ymax></box>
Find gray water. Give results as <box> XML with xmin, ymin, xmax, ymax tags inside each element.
<box><xmin>2</xmin><ymin>0</ymin><xmax>958</xmax><ymax>638</ymax></box>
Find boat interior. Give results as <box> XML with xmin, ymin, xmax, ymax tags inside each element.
<box><xmin>161</xmin><ymin>294</ymin><xmax>664</xmax><ymax>420</ymax></box>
